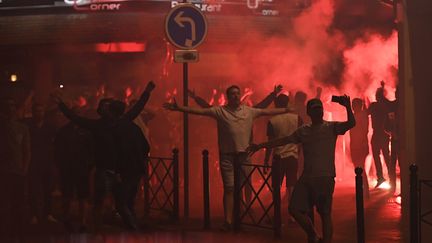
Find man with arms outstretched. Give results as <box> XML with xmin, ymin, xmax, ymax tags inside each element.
<box><xmin>164</xmin><ymin>85</ymin><xmax>292</xmax><ymax>230</ymax></box>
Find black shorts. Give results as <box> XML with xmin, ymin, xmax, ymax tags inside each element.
<box><xmin>289</xmin><ymin>176</ymin><xmax>335</xmax><ymax>215</ymax></box>
<box><xmin>274</xmin><ymin>155</ymin><xmax>298</xmax><ymax>187</ymax></box>
<box><xmin>94</xmin><ymin>169</ymin><xmax>117</xmax><ymax>205</ymax></box>
<box><xmin>61</xmin><ymin>173</ymin><xmax>90</xmax><ymax>200</ymax></box>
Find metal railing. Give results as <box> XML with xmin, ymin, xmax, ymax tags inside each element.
<box><xmin>355</xmin><ymin>167</ymin><xmax>365</xmax><ymax>243</ymax></box>
<box><xmin>419</xmin><ymin>179</ymin><xmax>432</xmax><ymax>243</ymax></box>
<box><xmin>409</xmin><ymin>164</ymin><xmax>432</xmax><ymax>243</ymax></box>
<box><xmin>202</xmin><ymin>151</ymin><xmax>282</xmax><ymax>237</ymax></box>
<box><xmin>410</xmin><ymin>164</ymin><xmax>432</xmax><ymax>243</ymax></box>
<box><xmin>234</xmin><ymin>153</ymin><xmax>281</xmax><ymax>237</ymax></box>
<box><xmin>410</xmin><ymin>164</ymin><xmax>419</xmax><ymax>243</ymax></box>
<box><xmin>144</xmin><ymin>149</ymin><xmax>179</xmax><ymax>221</ymax></box>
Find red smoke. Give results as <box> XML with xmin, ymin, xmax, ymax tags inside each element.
<box><xmin>342</xmin><ymin>31</ymin><xmax>398</xmax><ymax>101</ymax></box>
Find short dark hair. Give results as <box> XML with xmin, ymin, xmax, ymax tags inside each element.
<box><xmin>274</xmin><ymin>94</ymin><xmax>289</xmax><ymax>108</ymax></box>
<box><xmin>96</xmin><ymin>98</ymin><xmax>114</xmax><ymax>116</ymax></box>
<box><xmin>109</xmin><ymin>100</ymin><xmax>126</xmax><ymax>118</ymax></box>
<box><xmin>226</xmin><ymin>85</ymin><xmax>241</xmax><ymax>96</ymax></box>
<box><xmin>306</xmin><ymin>98</ymin><xmax>323</xmax><ymax>112</ymax></box>
<box><xmin>295</xmin><ymin>91</ymin><xmax>307</xmax><ymax>103</ymax></box>
<box><xmin>352</xmin><ymin>98</ymin><xmax>363</xmax><ymax>108</ymax></box>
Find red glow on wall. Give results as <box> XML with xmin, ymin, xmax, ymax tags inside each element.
<box><xmin>209</xmin><ymin>89</ymin><xmax>218</xmax><ymax>106</ymax></box>
<box><xmin>78</xmin><ymin>96</ymin><xmax>87</xmax><ymax>107</ymax></box>
<box><xmin>96</xmin><ymin>85</ymin><xmax>105</xmax><ymax>97</ymax></box>
<box><xmin>165</xmin><ymin>88</ymin><xmax>178</xmax><ymax>102</ymax></box>
<box><xmin>125</xmin><ymin>87</ymin><xmax>133</xmax><ymax>98</ymax></box>
<box><xmin>95</xmin><ymin>42</ymin><xmax>146</xmax><ymax>53</ymax></box>
<box><xmin>218</xmin><ymin>93</ymin><xmax>226</xmax><ymax>106</ymax></box>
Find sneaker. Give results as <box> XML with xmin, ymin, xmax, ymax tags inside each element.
<box><xmin>219</xmin><ymin>222</ymin><xmax>233</xmax><ymax>232</ymax></box>
<box><xmin>307</xmin><ymin>236</ymin><xmax>322</xmax><ymax>243</ymax></box>
<box><xmin>79</xmin><ymin>225</ymin><xmax>88</xmax><ymax>233</ymax></box>
<box><xmin>47</xmin><ymin>214</ymin><xmax>58</xmax><ymax>223</ymax></box>
<box><xmin>375</xmin><ymin>178</ymin><xmax>386</xmax><ymax>188</ymax></box>
<box><xmin>289</xmin><ymin>216</ymin><xmax>296</xmax><ymax>224</ymax></box>
<box><xmin>30</xmin><ymin>216</ymin><xmax>39</xmax><ymax>225</ymax></box>
<box><xmin>63</xmin><ymin>220</ymin><xmax>73</xmax><ymax>232</ymax></box>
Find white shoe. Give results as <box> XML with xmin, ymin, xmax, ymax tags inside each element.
<box><xmin>30</xmin><ymin>216</ymin><xmax>38</xmax><ymax>225</ymax></box>
<box><xmin>47</xmin><ymin>214</ymin><xmax>58</xmax><ymax>223</ymax></box>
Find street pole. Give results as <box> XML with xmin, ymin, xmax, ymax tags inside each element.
<box><xmin>183</xmin><ymin>62</ymin><xmax>189</xmax><ymax>219</ymax></box>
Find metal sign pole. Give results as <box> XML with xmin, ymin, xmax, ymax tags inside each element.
<box><xmin>183</xmin><ymin>62</ymin><xmax>189</xmax><ymax>219</ymax></box>
<box><xmin>165</xmin><ymin>3</ymin><xmax>207</xmax><ymax>221</ymax></box>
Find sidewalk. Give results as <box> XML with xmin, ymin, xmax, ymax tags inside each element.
<box><xmin>1</xmin><ymin>179</ymin><xmax>403</xmax><ymax>243</ymax></box>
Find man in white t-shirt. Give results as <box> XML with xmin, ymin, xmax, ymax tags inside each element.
<box><xmin>264</xmin><ymin>94</ymin><xmax>302</xmax><ymax>219</ymax></box>
<box><xmin>248</xmin><ymin>96</ymin><xmax>355</xmax><ymax>243</ymax></box>
<box><xmin>164</xmin><ymin>85</ymin><xmax>292</xmax><ymax>230</ymax></box>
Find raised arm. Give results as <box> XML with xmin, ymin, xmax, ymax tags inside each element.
<box><xmin>51</xmin><ymin>93</ymin><xmax>98</xmax><ymax>129</ymax></box>
<box><xmin>188</xmin><ymin>89</ymin><xmax>212</xmax><ymax>108</ymax></box>
<box><xmin>334</xmin><ymin>95</ymin><xmax>356</xmax><ymax>135</ymax></box>
<box><xmin>57</xmin><ymin>102</ymin><xmax>98</xmax><ymax>129</ymax></box>
<box><xmin>163</xmin><ymin>98</ymin><xmax>214</xmax><ymax>116</ymax></box>
<box><xmin>124</xmin><ymin>81</ymin><xmax>155</xmax><ymax>121</ymax></box>
<box><xmin>315</xmin><ymin>86</ymin><xmax>323</xmax><ymax>99</ymax></box>
<box><xmin>254</xmin><ymin>85</ymin><xmax>282</xmax><ymax>108</ymax></box>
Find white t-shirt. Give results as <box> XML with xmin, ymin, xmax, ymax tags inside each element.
<box><xmin>292</xmin><ymin>121</ymin><xmax>344</xmax><ymax>177</ymax></box>
<box><xmin>209</xmin><ymin>105</ymin><xmax>262</xmax><ymax>154</ymax></box>
<box><xmin>268</xmin><ymin>113</ymin><xmax>299</xmax><ymax>159</ymax></box>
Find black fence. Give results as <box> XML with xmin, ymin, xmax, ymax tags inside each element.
<box><xmin>410</xmin><ymin>164</ymin><xmax>432</xmax><ymax>243</ymax></box>
<box><xmin>419</xmin><ymin>179</ymin><xmax>432</xmax><ymax>243</ymax></box>
<box><xmin>355</xmin><ymin>167</ymin><xmax>365</xmax><ymax>243</ymax></box>
<box><xmin>144</xmin><ymin>149</ymin><xmax>179</xmax><ymax>221</ymax></box>
<box><xmin>203</xmin><ymin>151</ymin><xmax>282</xmax><ymax>237</ymax></box>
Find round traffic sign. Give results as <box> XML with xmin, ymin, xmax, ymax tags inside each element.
<box><xmin>165</xmin><ymin>4</ymin><xmax>208</xmax><ymax>50</ymax></box>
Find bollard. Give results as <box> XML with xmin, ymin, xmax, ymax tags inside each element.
<box><xmin>272</xmin><ymin>158</ymin><xmax>282</xmax><ymax>238</ymax></box>
<box><xmin>355</xmin><ymin>167</ymin><xmax>365</xmax><ymax>243</ymax></box>
<box><xmin>203</xmin><ymin>150</ymin><xmax>210</xmax><ymax>229</ymax></box>
<box><xmin>410</xmin><ymin>164</ymin><xmax>419</xmax><ymax>243</ymax></box>
<box><xmin>144</xmin><ymin>157</ymin><xmax>150</xmax><ymax>217</ymax></box>
<box><xmin>173</xmin><ymin>148</ymin><xmax>180</xmax><ymax>221</ymax></box>
<box><xmin>233</xmin><ymin>153</ymin><xmax>242</xmax><ymax>232</ymax></box>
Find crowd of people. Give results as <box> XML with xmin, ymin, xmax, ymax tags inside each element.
<box><xmin>0</xmin><ymin>80</ymin><xmax>399</xmax><ymax>242</ymax></box>
<box><xmin>0</xmin><ymin>81</ymin><xmax>155</xmax><ymax>236</ymax></box>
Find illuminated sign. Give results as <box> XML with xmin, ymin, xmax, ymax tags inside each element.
<box><xmin>171</xmin><ymin>1</ymin><xmax>221</xmax><ymax>13</ymax></box>
<box><xmin>64</xmin><ymin>0</ymin><xmax>122</xmax><ymax>11</ymax></box>
<box><xmin>170</xmin><ymin>0</ymin><xmax>282</xmax><ymax>16</ymax></box>
<box><xmin>0</xmin><ymin>0</ymin><xmax>297</xmax><ymax>16</ymax></box>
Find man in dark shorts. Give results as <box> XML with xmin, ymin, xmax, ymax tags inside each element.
<box><xmin>350</xmin><ymin>98</ymin><xmax>370</xmax><ymax>197</ymax></box>
<box><xmin>164</xmin><ymin>85</ymin><xmax>292</xmax><ymax>230</ymax></box>
<box><xmin>248</xmin><ymin>96</ymin><xmax>355</xmax><ymax>243</ymax></box>
<box><xmin>264</xmin><ymin>94</ymin><xmax>302</xmax><ymax>219</ymax></box>
<box><xmin>52</xmin><ymin>80</ymin><xmax>155</xmax><ymax>229</ymax></box>
<box><xmin>55</xmin><ymin>113</ymin><xmax>94</xmax><ymax>231</ymax></box>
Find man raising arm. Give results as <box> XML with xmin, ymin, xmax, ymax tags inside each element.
<box><xmin>248</xmin><ymin>95</ymin><xmax>355</xmax><ymax>243</ymax></box>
